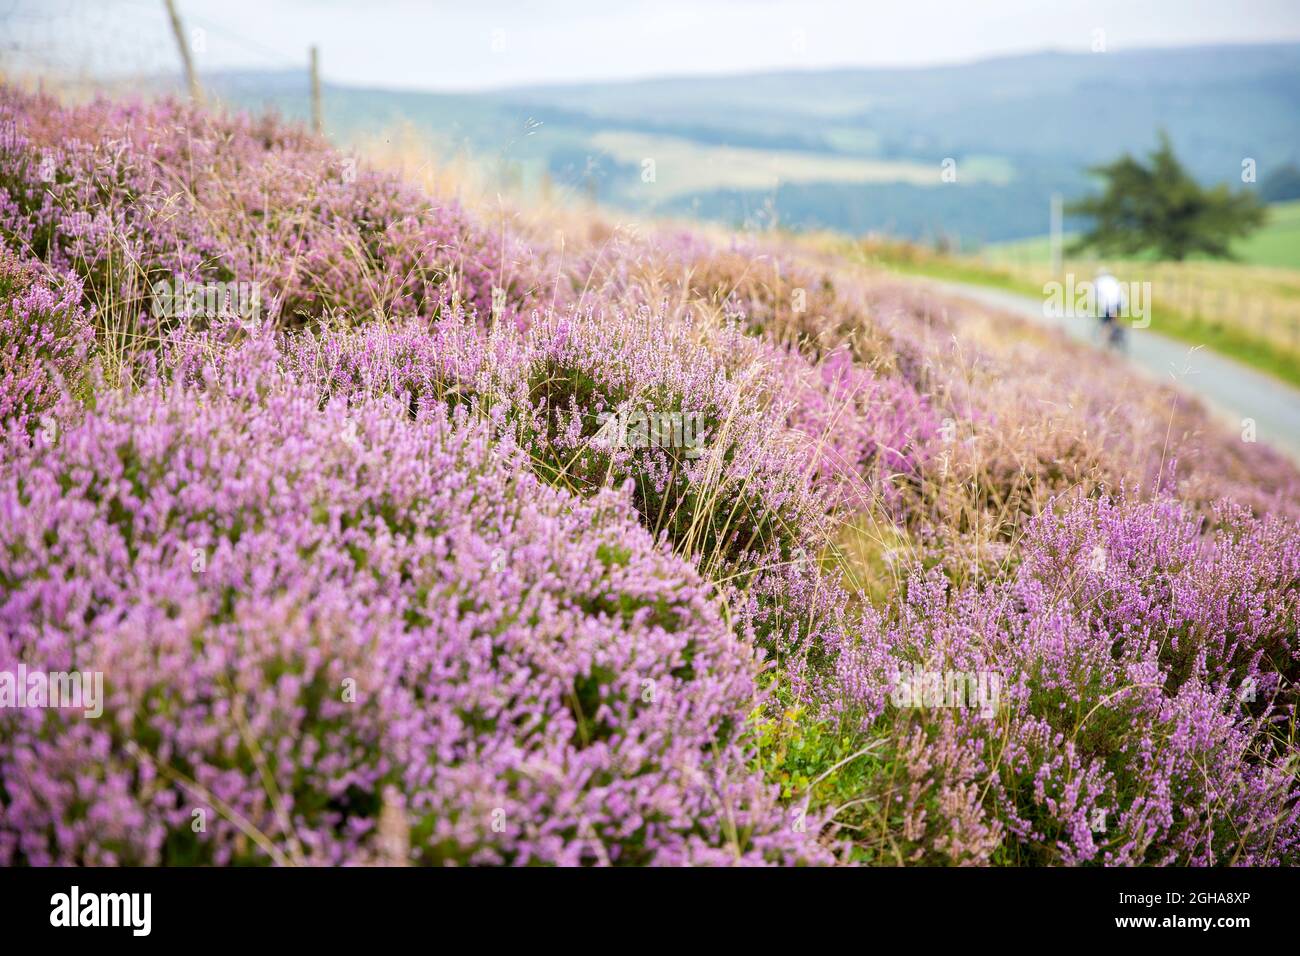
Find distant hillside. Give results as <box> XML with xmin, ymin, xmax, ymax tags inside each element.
<box><xmin>204</xmin><ymin>43</ymin><xmax>1300</xmax><ymax>245</ymax></box>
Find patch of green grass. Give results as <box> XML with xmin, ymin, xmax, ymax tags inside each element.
<box><xmin>875</xmin><ymin>252</ymin><xmax>1031</xmax><ymax>294</ymax></box>
<box><xmin>1144</xmin><ymin>303</ymin><xmax>1300</xmax><ymax>389</ymax></box>
<box><xmin>987</xmin><ymin>201</ymin><xmax>1300</xmax><ymax>271</ymax></box>
<box><xmin>1231</xmin><ymin>200</ymin><xmax>1300</xmax><ymax>270</ymax></box>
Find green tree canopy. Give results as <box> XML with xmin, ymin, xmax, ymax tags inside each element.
<box><xmin>1068</xmin><ymin>132</ymin><xmax>1266</xmax><ymax>261</ymax></box>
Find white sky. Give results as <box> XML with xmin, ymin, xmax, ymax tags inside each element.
<box><xmin>4</xmin><ymin>0</ymin><xmax>1300</xmax><ymax>91</ymax></box>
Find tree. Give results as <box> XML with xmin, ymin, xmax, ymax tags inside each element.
<box><xmin>1067</xmin><ymin>132</ymin><xmax>1266</xmax><ymax>261</ymax></box>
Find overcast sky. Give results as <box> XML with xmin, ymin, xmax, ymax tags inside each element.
<box><xmin>4</xmin><ymin>0</ymin><xmax>1300</xmax><ymax>91</ymax></box>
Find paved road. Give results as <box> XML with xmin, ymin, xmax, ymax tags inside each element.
<box><xmin>925</xmin><ymin>279</ymin><xmax>1300</xmax><ymax>466</ymax></box>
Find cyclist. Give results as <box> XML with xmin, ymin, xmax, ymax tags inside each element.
<box><xmin>1094</xmin><ymin>269</ymin><xmax>1127</xmax><ymax>349</ymax></box>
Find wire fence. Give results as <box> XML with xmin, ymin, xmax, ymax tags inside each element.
<box><xmin>0</xmin><ymin>0</ymin><xmax>307</xmax><ymax>91</ymax></box>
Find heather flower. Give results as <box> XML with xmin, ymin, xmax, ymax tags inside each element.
<box><xmin>0</xmin><ymin>336</ymin><xmax>824</xmax><ymax>865</ymax></box>
<box><xmin>0</xmin><ymin>247</ymin><xmax>93</xmax><ymax>438</ymax></box>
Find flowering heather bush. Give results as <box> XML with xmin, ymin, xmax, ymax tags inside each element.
<box><xmin>0</xmin><ymin>94</ymin><xmax>221</xmax><ymax>341</ymax></box>
<box><xmin>0</xmin><ymin>88</ymin><xmax>543</xmax><ymax>349</ymax></box>
<box><xmin>285</xmin><ymin>308</ymin><xmax>878</xmax><ymax>724</ymax></box>
<box><xmin>0</xmin><ymin>334</ymin><xmax>823</xmax><ymax>865</ymax></box>
<box><xmin>1</xmin><ymin>85</ymin><xmax>1297</xmax><ymax>866</ymax></box>
<box><xmin>842</xmin><ymin>494</ymin><xmax>1300</xmax><ymax>865</ymax></box>
<box><xmin>0</xmin><ymin>248</ymin><xmax>93</xmax><ymax>438</ymax></box>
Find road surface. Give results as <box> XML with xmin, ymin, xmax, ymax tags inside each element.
<box><xmin>925</xmin><ymin>279</ymin><xmax>1300</xmax><ymax>466</ymax></box>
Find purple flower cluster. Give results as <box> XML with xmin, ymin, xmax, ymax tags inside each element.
<box><xmin>864</xmin><ymin>494</ymin><xmax>1300</xmax><ymax>864</ymax></box>
<box><xmin>0</xmin><ymin>88</ymin><xmax>542</xmax><ymax>336</ymax></box>
<box><xmin>0</xmin><ymin>248</ymin><xmax>93</xmax><ymax>439</ymax></box>
<box><xmin>0</xmin><ymin>332</ymin><xmax>823</xmax><ymax>865</ymax></box>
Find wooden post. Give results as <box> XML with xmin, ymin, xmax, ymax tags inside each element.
<box><xmin>310</xmin><ymin>46</ymin><xmax>322</xmax><ymax>135</ymax></box>
<box><xmin>1049</xmin><ymin>192</ymin><xmax>1063</xmax><ymax>278</ymax></box>
<box><xmin>163</xmin><ymin>0</ymin><xmax>201</xmax><ymax>102</ymax></box>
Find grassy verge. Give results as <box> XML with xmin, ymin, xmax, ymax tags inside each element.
<box><xmin>843</xmin><ymin>238</ymin><xmax>1300</xmax><ymax>391</ymax></box>
<box><xmin>1146</xmin><ymin>305</ymin><xmax>1300</xmax><ymax>388</ymax></box>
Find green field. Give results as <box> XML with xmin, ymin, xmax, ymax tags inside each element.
<box><xmin>589</xmin><ymin>131</ymin><xmax>1013</xmax><ymax>205</ymax></box>
<box><xmin>1232</xmin><ymin>200</ymin><xmax>1300</xmax><ymax>269</ymax></box>
<box><xmin>987</xmin><ymin>200</ymin><xmax>1300</xmax><ymax>270</ymax></box>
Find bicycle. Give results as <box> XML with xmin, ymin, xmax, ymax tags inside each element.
<box><xmin>1098</xmin><ymin>312</ymin><xmax>1127</xmax><ymax>352</ymax></box>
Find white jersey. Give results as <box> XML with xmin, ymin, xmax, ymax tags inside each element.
<box><xmin>1094</xmin><ymin>274</ymin><xmax>1126</xmax><ymax>317</ymax></box>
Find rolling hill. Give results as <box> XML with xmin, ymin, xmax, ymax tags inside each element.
<box><xmin>200</xmin><ymin>43</ymin><xmax>1300</xmax><ymax>244</ymax></box>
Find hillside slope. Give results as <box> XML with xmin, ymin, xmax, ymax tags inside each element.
<box><xmin>2</xmin><ymin>87</ymin><xmax>1299</xmax><ymax>866</ymax></box>
<box><xmin>202</xmin><ymin>43</ymin><xmax>1300</xmax><ymax>242</ymax></box>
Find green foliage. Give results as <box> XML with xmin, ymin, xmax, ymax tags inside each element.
<box><xmin>752</xmin><ymin>704</ymin><xmax>873</xmax><ymax>805</ymax></box>
<box><xmin>1068</xmin><ymin>132</ymin><xmax>1266</xmax><ymax>261</ymax></box>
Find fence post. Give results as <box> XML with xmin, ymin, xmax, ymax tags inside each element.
<box><xmin>310</xmin><ymin>45</ymin><xmax>322</xmax><ymax>135</ymax></box>
<box><xmin>163</xmin><ymin>0</ymin><xmax>201</xmax><ymax>102</ymax></box>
